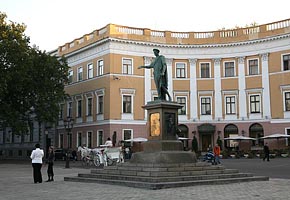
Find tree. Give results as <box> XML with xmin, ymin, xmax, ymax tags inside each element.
<box><xmin>0</xmin><ymin>12</ymin><xmax>69</xmax><ymax>134</ymax></box>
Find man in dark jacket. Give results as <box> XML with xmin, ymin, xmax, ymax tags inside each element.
<box><xmin>263</xmin><ymin>143</ymin><xmax>270</xmax><ymax>161</ymax></box>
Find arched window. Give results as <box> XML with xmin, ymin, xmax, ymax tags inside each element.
<box><xmin>224</xmin><ymin>124</ymin><xmax>238</xmax><ymax>149</ymax></box>
<box><xmin>249</xmin><ymin>123</ymin><xmax>264</xmax><ymax>146</ymax></box>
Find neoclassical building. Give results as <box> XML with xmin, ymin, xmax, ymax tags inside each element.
<box><xmin>55</xmin><ymin>19</ymin><xmax>290</xmax><ymax>152</ymax></box>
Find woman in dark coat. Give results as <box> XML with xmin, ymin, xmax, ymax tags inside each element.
<box><xmin>46</xmin><ymin>146</ymin><xmax>55</xmax><ymax>182</ymax></box>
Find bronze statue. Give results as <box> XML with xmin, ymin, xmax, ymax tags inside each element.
<box><xmin>138</xmin><ymin>49</ymin><xmax>172</xmax><ymax>101</ymax></box>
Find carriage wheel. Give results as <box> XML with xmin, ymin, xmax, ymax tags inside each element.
<box><xmin>107</xmin><ymin>158</ymin><xmax>114</xmax><ymax>166</ymax></box>
<box><xmin>93</xmin><ymin>156</ymin><xmax>101</xmax><ymax>167</ymax></box>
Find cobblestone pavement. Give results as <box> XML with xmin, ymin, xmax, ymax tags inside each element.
<box><xmin>1</xmin><ymin>161</ymin><xmax>290</xmax><ymax>200</ymax></box>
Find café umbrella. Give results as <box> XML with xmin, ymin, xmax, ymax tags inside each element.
<box><xmin>124</xmin><ymin>137</ymin><xmax>148</xmax><ymax>142</ymax></box>
<box><xmin>224</xmin><ymin>136</ymin><xmax>256</xmax><ymax>150</ymax></box>
<box><xmin>124</xmin><ymin>137</ymin><xmax>148</xmax><ymax>152</ymax></box>
<box><xmin>178</xmin><ymin>137</ymin><xmax>191</xmax><ymax>140</ymax></box>
<box><xmin>224</xmin><ymin>136</ymin><xmax>257</xmax><ymax>141</ymax></box>
<box><xmin>260</xmin><ymin>133</ymin><xmax>290</xmax><ymax>139</ymax></box>
<box><xmin>260</xmin><ymin>133</ymin><xmax>290</xmax><ymax>148</ymax></box>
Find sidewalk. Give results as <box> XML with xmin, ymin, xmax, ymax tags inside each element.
<box><xmin>1</xmin><ymin>162</ymin><xmax>290</xmax><ymax>200</ymax></box>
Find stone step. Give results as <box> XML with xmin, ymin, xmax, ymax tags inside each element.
<box><xmin>95</xmin><ymin>164</ymin><xmax>225</xmax><ymax>173</ymax></box>
<box><xmin>78</xmin><ymin>171</ymin><xmax>253</xmax><ymax>183</ymax></box>
<box><xmin>116</xmin><ymin>162</ymin><xmax>212</xmax><ymax>168</ymax></box>
<box><xmin>91</xmin><ymin>167</ymin><xmax>236</xmax><ymax>177</ymax></box>
<box><xmin>64</xmin><ymin>175</ymin><xmax>269</xmax><ymax>190</ymax></box>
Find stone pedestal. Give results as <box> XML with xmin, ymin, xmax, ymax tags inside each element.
<box><xmin>130</xmin><ymin>100</ymin><xmax>197</xmax><ymax>164</ymax></box>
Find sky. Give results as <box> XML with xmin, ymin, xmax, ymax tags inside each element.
<box><xmin>1</xmin><ymin>0</ymin><xmax>290</xmax><ymax>51</ymax></box>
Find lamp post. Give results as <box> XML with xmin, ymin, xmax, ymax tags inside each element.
<box><xmin>64</xmin><ymin>117</ymin><xmax>74</xmax><ymax>168</ymax></box>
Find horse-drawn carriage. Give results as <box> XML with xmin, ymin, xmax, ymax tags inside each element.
<box><xmin>77</xmin><ymin>146</ymin><xmax>124</xmax><ymax>167</ymax></box>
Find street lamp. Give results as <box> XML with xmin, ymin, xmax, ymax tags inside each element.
<box><xmin>64</xmin><ymin>117</ymin><xmax>74</xmax><ymax>168</ymax></box>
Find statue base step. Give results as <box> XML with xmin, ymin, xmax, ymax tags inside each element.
<box><xmin>129</xmin><ymin>150</ymin><xmax>197</xmax><ymax>164</ymax></box>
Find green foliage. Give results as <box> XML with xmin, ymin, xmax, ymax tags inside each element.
<box><xmin>0</xmin><ymin>12</ymin><xmax>69</xmax><ymax>134</ymax></box>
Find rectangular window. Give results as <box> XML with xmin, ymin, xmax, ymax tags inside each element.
<box><xmin>177</xmin><ymin>97</ymin><xmax>186</xmax><ymax>115</ymax></box>
<box><xmin>122</xmin><ymin>58</ymin><xmax>133</xmax><ymax>74</ymax></box>
<box><xmin>226</xmin><ymin>96</ymin><xmax>236</xmax><ymax>114</ymax></box>
<box><xmin>123</xmin><ymin>129</ymin><xmax>132</xmax><ymax>140</ymax></box>
<box><xmin>87</xmin><ymin>63</ymin><xmax>93</xmax><ymax>79</ymax></box>
<box><xmin>283</xmin><ymin>54</ymin><xmax>290</xmax><ymax>71</ymax></box>
<box><xmin>68</xmin><ymin>70</ymin><xmax>73</xmax><ymax>84</ymax></box>
<box><xmin>98</xmin><ymin>60</ymin><xmax>103</xmax><ymax>76</ymax></box>
<box><xmin>87</xmin><ymin>131</ymin><xmax>92</xmax><ymax>148</ymax></box>
<box><xmin>59</xmin><ymin>104</ymin><xmax>64</xmax><ymax>120</ymax></box>
<box><xmin>200</xmin><ymin>63</ymin><xmax>210</xmax><ymax>78</ymax></box>
<box><xmin>287</xmin><ymin>129</ymin><xmax>290</xmax><ymax>146</ymax></box>
<box><xmin>224</xmin><ymin>61</ymin><xmax>235</xmax><ymax>77</ymax></box>
<box><xmin>67</xmin><ymin>102</ymin><xmax>72</xmax><ymax>118</ymax></box>
<box><xmin>77</xmin><ymin>67</ymin><xmax>83</xmax><ymax>81</ymax></box>
<box><xmin>28</xmin><ymin>121</ymin><xmax>33</xmax><ymax>142</ymax></box>
<box><xmin>97</xmin><ymin>130</ymin><xmax>104</xmax><ymax>146</ymax></box>
<box><xmin>250</xmin><ymin>95</ymin><xmax>260</xmax><ymax>113</ymax></box>
<box><xmin>77</xmin><ymin>100</ymin><xmax>82</xmax><ymax>118</ymax></box>
<box><xmin>97</xmin><ymin>96</ymin><xmax>103</xmax><ymax>114</ymax></box>
<box><xmin>68</xmin><ymin>134</ymin><xmax>72</xmax><ymax>149</ymax></box>
<box><xmin>77</xmin><ymin>132</ymin><xmax>82</xmax><ymax>147</ymax></box>
<box><xmin>248</xmin><ymin>59</ymin><xmax>258</xmax><ymax>75</ymax></box>
<box><xmin>87</xmin><ymin>98</ymin><xmax>92</xmax><ymax>116</ymax></box>
<box><xmin>285</xmin><ymin>92</ymin><xmax>290</xmax><ymax>111</ymax></box>
<box><xmin>201</xmin><ymin>97</ymin><xmax>211</xmax><ymax>115</ymax></box>
<box><xmin>123</xmin><ymin>95</ymin><xmax>132</xmax><ymax>113</ymax></box>
<box><xmin>176</xmin><ymin>63</ymin><xmax>186</xmax><ymax>78</ymax></box>
<box><xmin>0</xmin><ymin>129</ymin><xmax>3</xmax><ymax>144</ymax></box>
<box><xmin>59</xmin><ymin>134</ymin><xmax>64</xmax><ymax>148</ymax></box>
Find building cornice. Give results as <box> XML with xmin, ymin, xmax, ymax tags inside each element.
<box><xmin>108</xmin><ymin>33</ymin><xmax>290</xmax><ymax>49</ymax></box>
<box><xmin>64</xmin><ymin>33</ymin><xmax>290</xmax><ymax>65</ymax></box>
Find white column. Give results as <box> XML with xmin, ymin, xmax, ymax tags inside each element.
<box><xmin>213</xmin><ymin>58</ymin><xmax>222</xmax><ymax>120</ymax></box>
<box><xmin>166</xmin><ymin>58</ymin><xmax>173</xmax><ymax>100</ymax></box>
<box><xmin>238</xmin><ymin>57</ymin><xmax>247</xmax><ymax>120</ymax></box>
<box><xmin>189</xmin><ymin>59</ymin><xmax>198</xmax><ymax>121</ymax></box>
<box><xmin>261</xmin><ymin>53</ymin><xmax>271</xmax><ymax>119</ymax></box>
<box><xmin>144</xmin><ymin>56</ymin><xmax>151</xmax><ymax>120</ymax></box>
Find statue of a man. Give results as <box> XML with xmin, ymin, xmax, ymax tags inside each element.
<box><xmin>138</xmin><ymin>49</ymin><xmax>172</xmax><ymax>101</ymax></box>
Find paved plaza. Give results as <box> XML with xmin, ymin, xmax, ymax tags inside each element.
<box><xmin>0</xmin><ymin>159</ymin><xmax>290</xmax><ymax>200</ymax></box>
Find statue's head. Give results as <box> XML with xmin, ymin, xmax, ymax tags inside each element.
<box><xmin>153</xmin><ymin>48</ymin><xmax>160</xmax><ymax>55</ymax></box>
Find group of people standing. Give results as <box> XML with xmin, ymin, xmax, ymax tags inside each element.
<box><xmin>30</xmin><ymin>144</ymin><xmax>54</xmax><ymax>183</ymax></box>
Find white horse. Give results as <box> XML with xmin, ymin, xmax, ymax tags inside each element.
<box><xmin>77</xmin><ymin>146</ymin><xmax>91</xmax><ymax>160</ymax></box>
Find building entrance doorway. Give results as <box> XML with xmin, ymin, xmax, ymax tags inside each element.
<box><xmin>198</xmin><ymin>123</ymin><xmax>216</xmax><ymax>152</ymax></box>
<box><xmin>201</xmin><ymin>134</ymin><xmax>212</xmax><ymax>152</ymax></box>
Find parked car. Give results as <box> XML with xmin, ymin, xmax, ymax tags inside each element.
<box><xmin>54</xmin><ymin>149</ymin><xmax>66</xmax><ymax>161</ymax></box>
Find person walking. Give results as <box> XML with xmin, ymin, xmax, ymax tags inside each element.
<box><xmin>30</xmin><ymin>143</ymin><xmax>44</xmax><ymax>183</ymax></box>
<box><xmin>213</xmin><ymin>143</ymin><xmax>221</xmax><ymax>165</ymax></box>
<box><xmin>263</xmin><ymin>143</ymin><xmax>270</xmax><ymax>161</ymax></box>
<box><xmin>45</xmin><ymin>146</ymin><xmax>55</xmax><ymax>182</ymax></box>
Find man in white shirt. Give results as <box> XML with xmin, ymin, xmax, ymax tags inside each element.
<box><xmin>30</xmin><ymin>143</ymin><xmax>44</xmax><ymax>183</ymax></box>
<box><xmin>104</xmin><ymin>137</ymin><xmax>113</xmax><ymax>147</ymax></box>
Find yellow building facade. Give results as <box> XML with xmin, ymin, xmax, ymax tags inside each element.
<box><xmin>56</xmin><ymin>19</ymin><xmax>290</xmax><ymax>152</ymax></box>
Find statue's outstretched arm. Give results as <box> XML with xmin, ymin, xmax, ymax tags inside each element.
<box><xmin>138</xmin><ymin>66</ymin><xmax>153</xmax><ymax>69</ymax></box>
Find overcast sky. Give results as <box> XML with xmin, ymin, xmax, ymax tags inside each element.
<box><xmin>1</xmin><ymin>0</ymin><xmax>290</xmax><ymax>51</ymax></box>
